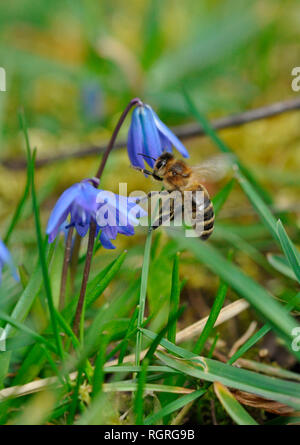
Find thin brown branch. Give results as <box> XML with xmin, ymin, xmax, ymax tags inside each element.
<box><xmin>3</xmin><ymin>97</ymin><xmax>300</xmax><ymax>170</ymax></box>
<box><xmin>73</xmin><ymin>221</ymin><xmax>97</xmax><ymax>337</ymax></box>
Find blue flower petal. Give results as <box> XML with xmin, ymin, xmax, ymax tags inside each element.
<box><xmin>127</xmin><ymin>108</ymin><xmax>145</xmax><ymax>169</ymax></box>
<box><xmin>117</xmin><ymin>225</ymin><xmax>135</xmax><ymax>236</ymax></box>
<box><xmin>0</xmin><ymin>239</ymin><xmax>19</xmax><ymax>283</ymax></box>
<box><xmin>75</xmin><ymin>221</ymin><xmax>90</xmax><ymax>238</ymax></box>
<box><xmin>150</xmin><ymin>107</ymin><xmax>189</xmax><ymax>158</ymax></box>
<box><xmin>158</xmin><ymin>131</ymin><xmax>172</xmax><ymax>153</ymax></box>
<box><xmin>0</xmin><ymin>239</ymin><xmax>11</xmax><ymax>264</ymax></box>
<box><xmin>139</xmin><ymin>106</ymin><xmax>161</xmax><ymax>167</ymax></box>
<box><xmin>46</xmin><ymin>183</ymin><xmax>80</xmax><ymax>239</ymax></box>
<box><xmin>76</xmin><ymin>182</ymin><xmax>99</xmax><ymax>213</ymax></box>
<box><xmin>100</xmin><ymin>231</ymin><xmax>116</xmax><ymax>249</ymax></box>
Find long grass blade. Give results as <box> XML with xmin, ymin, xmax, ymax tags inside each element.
<box><xmin>19</xmin><ymin>111</ymin><xmax>63</xmax><ymax>358</ymax></box>
<box><xmin>167</xmin><ymin>253</ymin><xmax>180</xmax><ymax>343</ymax></box>
<box><xmin>157</xmin><ymin>351</ymin><xmax>300</xmax><ymax>410</ymax></box>
<box><xmin>136</xmin><ymin>228</ymin><xmax>153</xmax><ymax>366</ymax></box>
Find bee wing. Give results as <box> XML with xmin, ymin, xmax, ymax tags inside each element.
<box><xmin>192</xmin><ymin>154</ymin><xmax>235</xmax><ymax>182</ymax></box>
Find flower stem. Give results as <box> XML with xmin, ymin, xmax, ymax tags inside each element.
<box><xmin>73</xmin><ymin>221</ymin><xmax>97</xmax><ymax>337</ymax></box>
<box><xmin>95</xmin><ymin>97</ymin><xmax>143</xmax><ymax>179</ymax></box>
<box><xmin>135</xmin><ymin>227</ymin><xmax>153</xmax><ymax>366</ymax></box>
<box><xmin>59</xmin><ymin>226</ymin><xmax>74</xmax><ymax>311</ymax></box>
<box><xmin>70</xmin><ymin>233</ymin><xmax>82</xmax><ymax>294</ymax></box>
<box><xmin>73</xmin><ymin>97</ymin><xmax>142</xmax><ymax>337</ymax></box>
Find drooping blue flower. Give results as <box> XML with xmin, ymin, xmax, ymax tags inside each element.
<box><xmin>0</xmin><ymin>239</ymin><xmax>19</xmax><ymax>284</ymax></box>
<box><xmin>46</xmin><ymin>180</ymin><xmax>147</xmax><ymax>249</ymax></box>
<box><xmin>127</xmin><ymin>103</ymin><xmax>189</xmax><ymax>169</ymax></box>
<box><xmin>95</xmin><ymin>192</ymin><xmax>147</xmax><ymax>249</ymax></box>
<box><xmin>46</xmin><ymin>179</ymin><xmax>99</xmax><ymax>243</ymax></box>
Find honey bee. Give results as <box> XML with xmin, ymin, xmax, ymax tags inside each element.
<box><xmin>134</xmin><ymin>152</ymin><xmax>232</xmax><ymax>240</ymax></box>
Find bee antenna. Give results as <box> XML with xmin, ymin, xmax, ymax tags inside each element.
<box><xmin>137</xmin><ymin>153</ymin><xmax>157</xmax><ymax>161</ymax></box>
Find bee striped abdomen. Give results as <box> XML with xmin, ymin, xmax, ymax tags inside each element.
<box><xmin>196</xmin><ymin>188</ymin><xmax>215</xmax><ymax>241</ymax></box>
<box><xmin>201</xmin><ymin>198</ymin><xmax>214</xmax><ymax>240</ymax></box>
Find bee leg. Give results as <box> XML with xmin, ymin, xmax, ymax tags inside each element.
<box><xmin>132</xmin><ymin>165</ymin><xmax>163</xmax><ymax>181</ymax></box>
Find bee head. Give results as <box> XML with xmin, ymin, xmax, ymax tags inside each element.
<box><xmin>153</xmin><ymin>152</ymin><xmax>174</xmax><ymax>177</ymax></box>
<box><xmin>164</xmin><ymin>160</ymin><xmax>191</xmax><ymax>189</ymax></box>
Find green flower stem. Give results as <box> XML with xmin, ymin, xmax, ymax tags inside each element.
<box><xmin>135</xmin><ymin>227</ymin><xmax>153</xmax><ymax>366</ymax></box>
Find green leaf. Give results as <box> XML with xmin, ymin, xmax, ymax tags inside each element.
<box><xmin>144</xmin><ymin>389</ymin><xmax>206</xmax><ymax>425</ymax></box>
<box><xmin>92</xmin><ymin>335</ymin><xmax>108</xmax><ymax>399</ymax></box>
<box><xmin>134</xmin><ymin>358</ymin><xmax>149</xmax><ymax>425</ymax></box>
<box><xmin>136</xmin><ymin>228</ymin><xmax>153</xmax><ymax>366</ymax></box>
<box><xmin>214</xmin><ymin>382</ymin><xmax>258</xmax><ymax>425</ymax></box>
<box><xmin>0</xmin><ymin>309</ymin><xmax>56</xmax><ymax>354</ymax></box>
<box><xmin>167</xmin><ymin>253</ymin><xmax>180</xmax><ymax>343</ymax></box>
<box><xmin>63</xmin><ymin>250</ymin><xmax>128</xmax><ymax>325</ymax></box>
<box><xmin>3</xmin><ymin>115</ymin><xmax>33</xmax><ymax>244</ymax></box>
<box><xmin>277</xmin><ymin>220</ymin><xmax>300</xmax><ymax>284</ymax></box>
<box><xmin>4</xmin><ymin>243</ymin><xmax>55</xmax><ymax>339</ymax></box>
<box><xmin>118</xmin><ymin>307</ymin><xmax>139</xmax><ymax>365</ymax></box>
<box><xmin>19</xmin><ymin>111</ymin><xmax>63</xmax><ymax>359</ymax></box>
<box><xmin>267</xmin><ymin>254</ymin><xmax>297</xmax><ymax>281</ymax></box>
<box><xmin>141</xmin><ymin>328</ymin><xmax>197</xmax><ymax>360</ymax></box>
<box><xmin>193</xmin><ymin>280</ymin><xmax>228</xmax><ymax>355</ymax></box>
<box><xmin>228</xmin><ymin>293</ymin><xmax>300</xmax><ymax>365</ymax></box>
<box><xmin>237</xmin><ymin>172</ymin><xmax>278</xmax><ymax>241</ymax></box>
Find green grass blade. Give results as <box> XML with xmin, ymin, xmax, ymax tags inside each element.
<box><xmin>134</xmin><ymin>358</ymin><xmax>149</xmax><ymax>425</ymax></box>
<box><xmin>214</xmin><ymin>382</ymin><xmax>258</xmax><ymax>425</ymax></box>
<box><xmin>67</xmin><ymin>367</ymin><xmax>83</xmax><ymax>425</ymax></box>
<box><xmin>103</xmin><ymin>381</ymin><xmax>192</xmax><ymax>394</ymax></box>
<box><xmin>193</xmin><ymin>280</ymin><xmax>228</xmax><ymax>355</ymax></box>
<box><xmin>141</xmin><ymin>328</ymin><xmax>196</xmax><ymax>359</ymax></box>
<box><xmin>228</xmin><ymin>293</ymin><xmax>300</xmax><ymax>364</ymax></box>
<box><xmin>63</xmin><ymin>250</ymin><xmax>128</xmax><ymax>324</ymax></box>
<box><xmin>277</xmin><ymin>220</ymin><xmax>300</xmax><ymax>284</ymax></box>
<box><xmin>0</xmin><ymin>309</ymin><xmax>56</xmax><ymax>354</ymax></box>
<box><xmin>144</xmin><ymin>389</ymin><xmax>206</xmax><ymax>425</ymax></box>
<box><xmin>167</xmin><ymin>253</ymin><xmax>180</xmax><ymax>343</ymax></box>
<box><xmin>144</xmin><ymin>306</ymin><xmax>185</xmax><ymax>362</ymax></box>
<box><xmin>237</xmin><ymin>172</ymin><xmax>278</xmax><ymax>241</ymax></box>
<box><xmin>267</xmin><ymin>254</ymin><xmax>297</xmax><ymax>281</ymax></box>
<box><xmin>118</xmin><ymin>307</ymin><xmax>139</xmax><ymax>364</ymax></box>
<box><xmin>4</xmin><ymin>147</ymin><xmax>31</xmax><ymax>244</ymax></box>
<box><xmin>136</xmin><ymin>228</ymin><xmax>153</xmax><ymax>366</ymax></box>
<box><xmin>19</xmin><ymin>112</ymin><xmax>63</xmax><ymax>359</ymax></box>
<box><xmin>92</xmin><ymin>335</ymin><xmax>108</xmax><ymax>399</ymax></box>
<box><xmin>236</xmin><ymin>358</ymin><xmax>300</xmax><ymax>382</ymax></box>
<box><xmin>4</xmin><ymin>243</ymin><xmax>55</xmax><ymax>339</ymax></box>
<box><xmin>228</xmin><ymin>325</ymin><xmax>270</xmax><ymax>365</ymax></box>
<box><xmin>157</xmin><ymin>351</ymin><xmax>300</xmax><ymax>410</ymax></box>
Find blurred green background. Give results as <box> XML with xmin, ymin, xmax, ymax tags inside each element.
<box><xmin>0</xmin><ymin>0</ymin><xmax>299</xmax><ymax>346</ymax></box>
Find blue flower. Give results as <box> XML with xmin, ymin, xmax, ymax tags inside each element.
<box><xmin>127</xmin><ymin>103</ymin><xmax>189</xmax><ymax>169</ymax></box>
<box><xmin>46</xmin><ymin>180</ymin><xmax>147</xmax><ymax>249</ymax></box>
<box><xmin>95</xmin><ymin>192</ymin><xmax>147</xmax><ymax>249</ymax></box>
<box><xmin>46</xmin><ymin>179</ymin><xmax>99</xmax><ymax>243</ymax></box>
<box><xmin>0</xmin><ymin>239</ymin><xmax>19</xmax><ymax>284</ymax></box>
